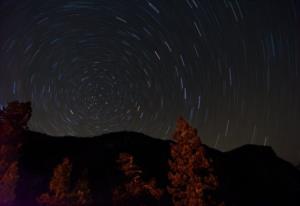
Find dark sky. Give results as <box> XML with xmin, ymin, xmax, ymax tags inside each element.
<box><xmin>0</xmin><ymin>0</ymin><xmax>299</xmax><ymax>163</ymax></box>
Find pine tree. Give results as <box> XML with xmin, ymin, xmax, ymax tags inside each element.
<box><xmin>37</xmin><ymin>158</ymin><xmax>72</xmax><ymax>206</ymax></box>
<box><xmin>37</xmin><ymin>158</ymin><xmax>92</xmax><ymax>206</ymax></box>
<box><xmin>0</xmin><ymin>161</ymin><xmax>19</xmax><ymax>206</ymax></box>
<box><xmin>0</xmin><ymin>101</ymin><xmax>31</xmax><ymax>143</ymax></box>
<box><xmin>168</xmin><ymin>117</ymin><xmax>224</xmax><ymax>206</ymax></box>
<box><xmin>113</xmin><ymin>153</ymin><xmax>163</xmax><ymax>206</ymax></box>
<box><xmin>0</xmin><ymin>101</ymin><xmax>30</xmax><ymax>205</ymax></box>
<box><xmin>0</xmin><ymin>143</ymin><xmax>20</xmax><ymax>206</ymax></box>
<box><xmin>73</xmin><ymin>173</ymin><xmax>92</xmax><ymax>206</ymax></box>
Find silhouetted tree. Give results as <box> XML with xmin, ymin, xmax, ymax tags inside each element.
<box><xmin>0</xmin><ymin>101</ymin><xmax>30</xmax><ymax>206</ymax></box>
<box><xmin>113</xmin><ymin>153</ymin><xmax>163</xmax><ymax>206</ymax></box>
<box><xmin>0</xmin><ymin>101</ymin><xmax>31</xmax><ymax>143</ymax></box>
<box><xmin>168</xmin><ymin>117</ymin><xmax>224</xmax><ymax>206</ymax></box>
<box><xmin>37</xmin><ymin>158</ymin><xmax>92</xmax><ymax>206</ymax></box>
<box><xmin>0</xmin><ymin>119</ymin><xmax>15</xmax><ymax>140</ymax></box>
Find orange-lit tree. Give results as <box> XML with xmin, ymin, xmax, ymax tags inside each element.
<box><xmin>0</xmin><ymin>101</ymin><xmax>31</xmax><ymax>205</ymax></box>
<box><xmin>37</xmin><ymin>158</ymin><xmax>92</xmax><ymax>206</ymax></box>
<box><xmin>113</xmin><ymin>153</ymin><xmax>163</xmax><ymax>206</ymax></box>
<box><xmin>73</xmin><ymin>173</ymin><xmax>92</xmax><ymax>206</ymax></box>
<box><xmin>168</xmin><ymin>117</ymin><xmax>224</xmax><ymax>206</ymax></box>
<box><xmin>0</xmin><ymin>160</ymin><xmax>19</xmax><ymax>206</ymax></box>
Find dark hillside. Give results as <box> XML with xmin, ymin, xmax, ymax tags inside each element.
<box><xmin>15</xmin><ymin>130</ymin><xmax>300</xmax><ymax>206</ymax></box>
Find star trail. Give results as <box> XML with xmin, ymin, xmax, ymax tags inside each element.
<box><xmin>0</xmin><ymin>0</ymin><xmax>299</xmax><ymax>163</ymax></box>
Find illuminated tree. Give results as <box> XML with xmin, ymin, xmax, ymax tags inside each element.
<box><xmin>72</xmin><ymin>174</ymin><xmax>92</xmax><ymax>206</ymax></box>
<box><xmin>0</xmin><ymin>101</ymin><xmax>29</xmax><ymax>206</ymax></box>
<box><xmin>37</xmin><ymin>158</ymin><xmax>72</xmax><ymax>206</ymax></box>
<box><xmin>0</xmin><ymin>144</ymin><xmax>20</xmax><ymax>205</ymax></box>
<box><xmin>37</xmin><ymin>158</ymin><xmax>92</xmax><ymax>206</ymax></box>
<box><xmin>113</xmin><ymin>153</ymin><xmax>163</xmax><ymax>206</ymax></box>
<box><xmin>0</xmin><ymin>161</ymin><xmax>19</xmax><ymax>206</ymax></box>
<box><xmin>168</xmin><ymin>117</ymin><xmax>224</xmax><ymax>206</ymax></box>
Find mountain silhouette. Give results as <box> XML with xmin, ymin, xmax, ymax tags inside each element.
<box><xmin>15</xmin><ymin>130</ymin><xmax>300</xmax><ymax>206</ymax></box>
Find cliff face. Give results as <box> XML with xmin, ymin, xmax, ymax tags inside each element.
<box><xmin>16</xmin><ymin>130</ymin><xmax>300</xmax><ymax>206</ymax></box>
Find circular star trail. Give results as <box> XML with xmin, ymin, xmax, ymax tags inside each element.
<box><xmin>0</xmin><ymin>0</ymin><xmax>299</xmax><ymax>163</ymax></box>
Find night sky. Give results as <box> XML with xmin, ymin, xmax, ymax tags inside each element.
<box><xmin>0</xmin><ymin>0</ymin><xmax>299</xmax><ymax>163</ymax></box>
